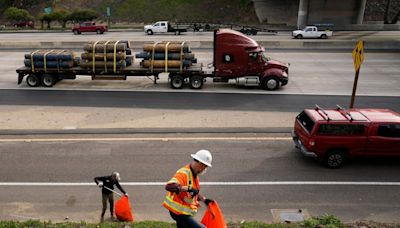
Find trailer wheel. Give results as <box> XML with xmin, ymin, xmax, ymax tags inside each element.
<box><xmin>262</xmin><ymin>76</ymin><xmax>279</xmax><ymax>90</ymax></box>
<box><xmin>147</xmin><ymin>29</ymin><xmax>153</xmax><ymax>35</ymax></box>
<box><xmin>42</xmin><ymin>74</ymin><xmax>56</xmax><ymax>87</ymax></box>
<box><xmin>26</xmin><ymin>74</ymin><xmax>40</xmax><ymax>87</ymax></box>
<box><xmin>190</xmin><ymin>75</ymin><xmax>203</xmax><ymax>89</ymax></box>
<box><xmin>170</xmin><ymin>75</ymin><xmax>184</xmax><ymax>89</ymax></box>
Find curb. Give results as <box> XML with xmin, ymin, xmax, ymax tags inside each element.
<box><xmin>0</xmin><ymin>127</ymin><xmax>293</xmax><ymax>135</ymax></box>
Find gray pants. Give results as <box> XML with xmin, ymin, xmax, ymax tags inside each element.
<box><xmin>101</xmin><ymin>193</ymin><xmax>114</xmax><ymax>217</ymax></box>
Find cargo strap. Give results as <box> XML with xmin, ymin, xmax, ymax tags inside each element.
<box><xmin>43</xmin><ymin>49</ymin><xmax>55</xmax><ymax>73</ymax></box>
<box><xmin>92</xmin><ymin>41</ymin><xmax>100</xmax><ymax>72</ymax></box>
<box><xmin>113</xmin><ymin>40</ymin><xmax>121</xmax><ymax>73</ymax></box>
<box><xmin>104</xmin><ymin>40</ymin><xmax>112</xmax><ymax>72</ymax></box>
<box><xmin>180</xmin><ymin>42</ymin><xmax>185</xmax><ymax>72</ymax></box>
<box><xmin>164</xmin><ymin>42</ymin><xmax>170</xmax><ymax>73</ymax></box>
<box><xmin>30</xmin><ymin>50</ymin><xmax>40</xmax><ymax>72</ymax></box>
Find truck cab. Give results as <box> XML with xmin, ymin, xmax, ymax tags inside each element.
<box><xmin>213</xmin><ymin>29</ymin><xmax>289</xmax><ymax>90</ymax></box>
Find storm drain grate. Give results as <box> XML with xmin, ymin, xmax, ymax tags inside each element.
<box><xmin>271</xmin><ymin>209</ymin><xmax>310</xmax><ymax>223</ymax></box>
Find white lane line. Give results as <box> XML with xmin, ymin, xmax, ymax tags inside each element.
<box><xmin>1</xmin><ymin>181</ymin><xmax>400</xmax><ymax>186</ymax></box>
<box><xmin>0</xmin><ymin>137</ymin><xmax>291</xmax><ymax>142</ymax></box>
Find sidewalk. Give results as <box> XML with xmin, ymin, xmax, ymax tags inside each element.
<box><xmin>0</xmin><ymin>105</ymin><xmax>295</xmax><ymax>134</ymax></box>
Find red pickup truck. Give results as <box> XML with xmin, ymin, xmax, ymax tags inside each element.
<box><xmin>292</xmin><ymin>105</ymin><xmax>400</xmax><ymax>168</ymax></box>
<box><xmin>72</xmin><ymin>21</ymin><xmax>107</xmax><ymax>35</ymax></box>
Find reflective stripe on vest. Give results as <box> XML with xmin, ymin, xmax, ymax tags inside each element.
<box><xmin>163</xmin><ymin>194</ymin><xmax>196</xmax><ymax>216</ymax></box>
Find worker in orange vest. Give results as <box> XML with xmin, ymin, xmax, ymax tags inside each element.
<box><xmin>163</xmin><ymin>149</ymin><xmax>214</xmax><ymax>228</ymax></box>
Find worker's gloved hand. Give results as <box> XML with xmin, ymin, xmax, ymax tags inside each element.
<box><xmin>98</xmin><ymin>183</ymin><xmax>103</xmax><ymax>188</ymax></box>
<box><xmin>187</xmin><ymin>186</ymin><xmax>199</xmax><ymax>197</ymax></box>
<box><xmin>125</xmin><ymin>193</ymin><xmax>129</xmax><ymax>197</ymax></box>
<box><xmin>204</xmin><ymin>198</ymin><xmax>214</xmax><ymax>206</ymax></box>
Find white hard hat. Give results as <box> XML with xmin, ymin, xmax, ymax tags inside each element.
<box><xmin>191</xmin><ymin>149</ymin><xmax>212</xmax><ymax>167</ymax></box>
<box><xmin>112</xmin><ymin>172</ymin><xmax>120</xmax><ymax>181</ymax></box>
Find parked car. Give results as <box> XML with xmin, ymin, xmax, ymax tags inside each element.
<box><xmin>72</xmin><ymin>21</ymin><xmax>107</xmax><ymax>35</ymax></box>
<box><xmin>292</xmin><ymin>26</ymin><xmax>332</xmax><ymax>39</ymax></box>
<box><xmin>14</xmin><ymin>21</ymin><xmax>34</xmax><ymax>28</ymax></box>
<box><xmin>292</xmin><ymin>105</ymin><xmax>400</xmax><ymax>168</ymax></box>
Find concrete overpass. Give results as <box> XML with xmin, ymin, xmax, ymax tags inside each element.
<box><xmin>252</xmin><ymin>0</ymin><xmax>399</xmax><ymax>30</ymax></box>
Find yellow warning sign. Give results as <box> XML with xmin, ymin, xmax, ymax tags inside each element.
<box><xmin>352</xmin><ymin>40</ymin><xmax>364</xmax><ymax>71</ymax></box>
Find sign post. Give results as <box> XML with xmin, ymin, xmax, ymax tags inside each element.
<box><xmin>106</xmin><ymin>7</ymin><xmax>111</xmax><ymax>29</ymax></box>
<box><xmin>350</xmin><ymin>40</ymin><xmax>364</xmax><ymax>108</ymax></box>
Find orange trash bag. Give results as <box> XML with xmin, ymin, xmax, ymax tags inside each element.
<box><xmin>201</xmin><ymin>200</ymin><xmax>227</xmax><ymax>228</ymax></box>
<box><xmin>115</xmin><ymin>195</ymin><xmax>134</xmax><ymax>222</ymax></box>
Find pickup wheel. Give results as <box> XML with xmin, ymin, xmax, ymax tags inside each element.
<box><xmin>42</xmin><ymin>74</ymin><xmax>56</xmax><ymax>87</ymax></box>
<box><xmin>262</xmin><ymin>77</ymin><xmax>279</xmax><ymax>90</ymax></box>
<box><xmin>73</xmin><ymin>30</ymin><xmax>79</xmax><ymax>35</ymax></box>
<box><xmin>323</xmin><ymin>150</ymin><xmax>346</xmax><ymax>169</ymax></box>
<box><xmin>96</xmin><ymin>29</ymin><xmax>101</xmax><ymax>34</ymax></box>
<box><xmin>321</xmin><ymin>34</ymin><xmax>327</xmax><ymax>39</ymax></box>
<box><xmin>26</xmin><ymin>74</ymin><xmax>40</xmax><ymax>87</ymax></box>
<box><xmin>170</xmin><ymin>75</ymin><xmax>184</xmax><ymax>89</ymax></box>
<box><xmin>147</xmin><ymin>29</ymin><xmax>153</xmax><ymax>35</ymax></box>
<box><xmin>190</xmin><ymin>75</ymin><xmax>203</xmax><ymax>89</ymax></box>
<box><xmin>295</xmin><ymin>34</ymin><xmax>303</xmax><ymax>39</ymax></box>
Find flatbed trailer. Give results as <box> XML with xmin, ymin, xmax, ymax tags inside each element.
<box><xmin>16</xmin><ymin>63</ymin><xmax>207</xmax><ymax>89</ymax></box>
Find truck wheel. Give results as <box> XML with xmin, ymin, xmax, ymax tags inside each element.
<box><xmin>42</xmin><ymin>74</ymin><xmax>56</xmax><ymax>87</ymax></box>
<box><xmin>73</xmin><ymin>30</ymin><xmax>78</xmax><ymax>35</ymax></box>
<box><xmin>170</xmin><ymin>75</ymin><xmax>184</xmax><ymax>89</ymax></box>
<box><xmin>190</xmin><ymin>75</ymin><xmax>203</xmax><ymax>89</ymax></box>
<box><xmin>321</xmin><ymin>34</ymin><xmax>327</xmax><ymax>39</ymax></box>
<box><xmin>26</xmin><ymin>74</ymin><xmax>40</xmax><ymax>87</ymax></box>
<box><xmin>147</xmin><ymin>30</ymin><xmax>153</xmax><ymax>35</ymax></box>
<box><xmin>323</xmin><ymin>151</ymin><xmax>346</xmax><ymax>168</ymax></box>
<box><xmin>295</xmin><ymin>34</ymin><xmax>303</xmax><ymax>39</ymax></box>
<box><xmin>96</xmin><ymin>29</ymin><xmax>101</xmax><ymax>34</ymax></box>
<box><xmin>262</xmin><ymin>77</ymin><xmax>279</xmax><ymax>90</ymax></box>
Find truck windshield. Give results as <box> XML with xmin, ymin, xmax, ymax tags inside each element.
<box><xmin>261</xmin><ymin>52</ymin><xmax>270</xmax><ymax>61</ymax></box>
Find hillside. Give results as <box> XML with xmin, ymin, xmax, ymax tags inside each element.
<box><xmin>1</xmin><ymin>0</ymin><xmax>260</xmax><ymax>24</ymax></box>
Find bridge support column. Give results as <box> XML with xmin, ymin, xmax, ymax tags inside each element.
<box><xmin>356</xmin><ymin>0</ymin><xmax>367</xmax><ymax>24</ymax></box>
<box><xmin>297</xmin><ymin>0</ymin><xmax>309</xmax><ymax>29</ymax></box>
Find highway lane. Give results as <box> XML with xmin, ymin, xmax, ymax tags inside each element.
<box><xmin>1</xmin><ymin>31</ymin><xmax>400</xmax><ymax>42</ymax></box>
<box><xmin>0</xmin><ymin>90</ymin><xmax>399</xmax><ymax>112</ymax></box>
<box><xmin>0</xmin><ymin>133</ymin><xmax>399</xmax><ymax>222</ymax></box>
<box><xmin>2</xmin><ymin>50</ymin><xmax>400</xmax><ymax>96</ymax></box>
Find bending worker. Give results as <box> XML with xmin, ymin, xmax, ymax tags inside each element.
<box><xmin>94</xmin><ymin>172</ymin><xmax>127</xmax><ymax>222</ymax></box>
<box><xmin>163</xmin><ymin>149</ymin><xmax>214</xmax><ymax>228</ymax></box>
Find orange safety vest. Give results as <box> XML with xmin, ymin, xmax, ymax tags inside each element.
<box><xmin>163</xmin><ymin>164</ymin><xmax>200</xmax><ymax>216</ymax></box>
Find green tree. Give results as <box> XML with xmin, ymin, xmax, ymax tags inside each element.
<box><xmin>52</xmin><ymin>9</ymin><xmax>71</xmax><ymax>28</ymax></box>
<box><xmin>68</xmin><ymin>9</ymin><xmax>99</xmax><ymax>23</ymax></box>
<box><xmin>38</xmin><ymin>12</ymin><xmax>57</xmax><ymax>29</ymax></box>
<box><xmin>4</xmin><ymin>7</ymin><xmax>34</xmax><ymax>22</ymax></box>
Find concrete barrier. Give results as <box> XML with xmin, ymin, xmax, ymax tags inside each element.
<box><xmin>1</xmin><ymin>40</ymin><xmax>400</xmax><ymax>50</ymax></box>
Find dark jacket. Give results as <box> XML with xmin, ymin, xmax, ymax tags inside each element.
<box><xmin>94</xmin><ymin>175</ymin><xmax>126</xmax><ymax>195</ymax></box>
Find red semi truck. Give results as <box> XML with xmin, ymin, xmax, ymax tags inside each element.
<box><xmin>17</xmin><ymin>29</ymin><xmax>289</xmax><ymax>90</ymax></box>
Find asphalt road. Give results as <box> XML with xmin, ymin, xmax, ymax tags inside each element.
<box><xmin>0</xmin><ymin>90</ymin><xmax>399</xmax><ymax>113</ymax></box>
<box><xmin>0</xmin><ymin>133</ymin><xmax>399</xmax><ymax>223</ymax></box>
<box><xmin>2</xmin><ymin>50</ymin><xmax>400</xmax><ymax>96</ymax></box>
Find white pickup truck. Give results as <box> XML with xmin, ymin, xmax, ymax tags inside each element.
<box><xmin>144</xmin><ymin>21</ymin><xmax>187</xmax><ymax>35</ymax></box>
<box><xmin>292</xmin><ymin>26</ymin><xmax>333</xmax><ymax>39</ymax></box>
